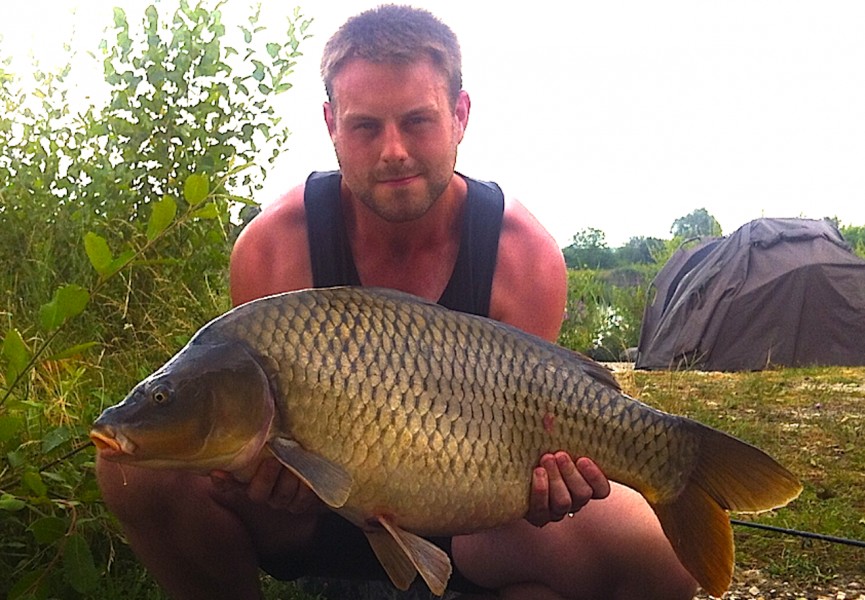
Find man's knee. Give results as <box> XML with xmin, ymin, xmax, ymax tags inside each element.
<box><xmin>96</xmin><ymin>458</ymin><xmax>204</xmax><ymax>523</ymax></box>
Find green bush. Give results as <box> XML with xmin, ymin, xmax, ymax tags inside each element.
<box><xmin>0</xmin><ymin>2</ymin><xmax>310</xmax><ymax>597</ymax></box>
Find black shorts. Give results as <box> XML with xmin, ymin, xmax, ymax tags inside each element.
<box><xmin>259</xmin><ymin>512</ymin><xmax>493</xmax><ymax>595</ymax></box>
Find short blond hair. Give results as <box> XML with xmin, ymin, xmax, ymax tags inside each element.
<box><xmin>321</xmin><ymin>5</ymin><xmax>462</xmax><ymax>106</ymax></box>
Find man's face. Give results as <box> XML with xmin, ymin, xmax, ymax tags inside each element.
<box><xmin>324</xmin><ymin>57</ymin><xmax>470</xmax><ymax>223</ymax></box>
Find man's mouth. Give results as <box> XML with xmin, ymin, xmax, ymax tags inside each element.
<box><xmin>378</xmin><ymin>172</ymin><xmax>420</xmax><ymax>185</ymax></box>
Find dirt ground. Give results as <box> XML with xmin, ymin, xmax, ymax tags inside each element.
<box><xmin>694</xmin><ymin>569</ymin><xmax>865</xmax><ymax>599</ymax></box>
<box><xmin>298</xmin><ymin>573</ymin><xmax>865</xmax><ymax>599</ymax></box>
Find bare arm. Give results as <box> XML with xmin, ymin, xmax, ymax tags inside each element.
<box><xmin>229</xmin><ymin>184</ymin><xmax>313</xmax><ymax>307</ymax></box>
<box><xmin>489</xmin><ymin>198</ymin><xmax>568</xmax><ymax>341</ymax></box>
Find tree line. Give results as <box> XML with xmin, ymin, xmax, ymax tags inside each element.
<box><xmin>563</xmin><ymin>208</ymin><xmax>865</xmax><ymax>270</ymax></box>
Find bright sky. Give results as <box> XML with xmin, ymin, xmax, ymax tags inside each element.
<box><xmin>3</xmin><ymin>1</ymin><xmax>865</xmax><ymax>247</ymax></box>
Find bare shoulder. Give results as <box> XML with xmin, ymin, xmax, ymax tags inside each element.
<box><xmin>229</xmin><ymin>183</ymin><xmax>313</xmax><ymax>306</ymax></box>
<box><xmin>490</xmin><ymin>197</ymin><xmax>568</xmax><ymax>342</ymax></box>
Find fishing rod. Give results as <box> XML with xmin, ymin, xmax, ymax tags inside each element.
<box><xmin>732</xmin><ymin>518</ymin><xmax>865</xmax><ymax>548</ymax></box>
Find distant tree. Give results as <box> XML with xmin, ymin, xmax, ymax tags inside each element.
<box><xmin>840</xmin><ymin>224</ymin><xmax>865</xmax><ymax>257</ymax></box>
<box><xmin>615</xmin><ymin>236</ymin><xmax>666</xmax><ymax>265</ymax></box>
<box><xmin>670</xmin><ymin>208</ymin><xmax>722</xmax><ymax>239</ymax></box>
<box><xmin>562</xmin><ymin>227</ymin><xmax>616</xmax><ymax>269</ymax></box>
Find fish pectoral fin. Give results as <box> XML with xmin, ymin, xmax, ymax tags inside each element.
<box><xmin>267</xmin><ymin>437</ymin><xmax>352</xmax><ymax>508</ymax></box>
<box><xmin>368</xmin><ymin>516</ymin><xmax>452</xmax><ymax>597</ymax></box>
<box><xmin>364</xmin><ymin>529</ymin><xmax>418</xmax><ymax>591</ymax></box>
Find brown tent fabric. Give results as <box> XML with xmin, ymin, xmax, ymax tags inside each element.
<box><xmin>635</xmin><ymin>218</ymin><xmax>865</xmax><ymax>371</ymax></box>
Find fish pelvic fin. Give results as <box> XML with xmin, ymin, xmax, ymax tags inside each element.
<box><xmin>365</xmin><ymin>528</ymin><xmax>418</xmax><ymax>591</ymax></box>
<box><xmin>652</xmin><ymin>423</ymin><xmax>803</xmax><ymax>597</ymax></box>
<box><xmin>267</xmin><ymin>437</ymin><xmax>352</xmax><ymax>508</ymax></box>
<box><xmin>365</xmin><ymin>516</ymin><xmax>452</xmax><ymax>597</ymax></box>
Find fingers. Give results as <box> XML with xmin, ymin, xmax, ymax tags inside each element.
<box><xmin>526</xmin><ymin>466</ymin><xmax>553</xmax><ymax>527</ymax></box>
<box><xmin>575</xmin><ymin>456</ymin><xmax>611</xmax><ymax>500</ymax></box>
<box><xmin>547</xmin><ymin>452</ymin><xmax>592</xmax><ymax>519</ymax></box>
<box><xmin>210</xmin><ymin>458</ymin><xmax>318</xmax><ymax>513</ymax></box>
<box><xmin>525</xmin><ymin>452</ymin><xmax>611</xmax><ymax>527</ymax></box>
<box><xmin>245</xmin><ymin>458</ymin><xmax>283</xmax><ymax>505</ymax></box>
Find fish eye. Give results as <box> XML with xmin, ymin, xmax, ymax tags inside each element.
<box><xmin>149</xmin><ymin>384</ymin><xmax>173</xmax><ymax>405</ymax></box>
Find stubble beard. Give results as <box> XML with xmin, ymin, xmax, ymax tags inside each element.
<box><xmin>341</xmin><ymin>157</ymin><xmax>456</xmax><ymax>224</ymax></box>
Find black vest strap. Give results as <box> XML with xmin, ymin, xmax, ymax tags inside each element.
<box><xmin>304</xmin><ymin>172</ymin><xmax>362</xmax><ymax>288</ymax></box>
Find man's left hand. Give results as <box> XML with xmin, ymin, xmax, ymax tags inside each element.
<box><xmin>526</xmin><ymin>453</ymin><xmax>611</xmax><ymax>527</ymax></box>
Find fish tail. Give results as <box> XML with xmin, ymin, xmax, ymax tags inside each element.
<box><xmin>651</xmin><ymin>423</ymin><xmax>802</xmax><ymax>597</ymax></box>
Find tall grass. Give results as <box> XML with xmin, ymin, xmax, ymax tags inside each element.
<box><xmin>558</xmin><ymin>266</ymin><xmax>655</xmax><ymax>360</ymax></box>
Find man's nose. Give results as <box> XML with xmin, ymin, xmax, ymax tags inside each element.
<box><xmin>380</xmin><ymin>123</ymin><xmax>408</xmax><ymax>163</ymax></box>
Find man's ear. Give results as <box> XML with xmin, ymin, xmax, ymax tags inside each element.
<box><xmin>323</xmin><ymin>102</ymin><xmax>337</xmax><ymax>138</ymax></box>
<box><xmin>455</xmin><ymin>91</ymin><xmax>471</xmax><ymax>141</ymax></box>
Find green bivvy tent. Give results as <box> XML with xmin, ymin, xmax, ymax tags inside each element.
<box><xmin>635</xmin><ymin>218</ymin><xmax>865</xmax><ymax>371</ymax></box>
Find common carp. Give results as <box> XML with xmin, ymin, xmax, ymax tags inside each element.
<box><xmin>91</xmin><ymin>286</ymin><xmax>802</xmax><ymax>597</ymax></box>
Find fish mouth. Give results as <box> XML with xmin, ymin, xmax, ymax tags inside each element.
<box><xmin>90</xmin><ymin>428</ymin><xmax>135</xmax><ymax>458</ymax></box>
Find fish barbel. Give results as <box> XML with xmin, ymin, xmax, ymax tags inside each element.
<box><xmin>91</xmin><ymin>286</ymin><xmax>802</xmax><ymax>596</ymax></box>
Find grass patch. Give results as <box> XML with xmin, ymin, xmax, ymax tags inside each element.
<box><xmin>617</xmin><ymin>365</ymin><xmax>865</xmax><ymax>586</ymax></box>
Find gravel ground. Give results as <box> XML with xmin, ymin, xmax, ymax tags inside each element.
<box><xmin>297</xmin><ymin>572</ymin><xmax>865</xmax><ymax>599</ymax></box>
<box><xmin>694</xmin><ymin>570</ymin><xmax>865</xmax><ymax>600</ymax></box>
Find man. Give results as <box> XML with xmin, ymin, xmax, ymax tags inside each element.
<box><xmin>96</xmin><ymin>6</ymin><xmax>697</xmax><ymax>599</ymax></box>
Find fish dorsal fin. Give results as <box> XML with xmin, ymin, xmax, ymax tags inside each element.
<box><xmin>366</xmin><ymin>516</ymin><xmax>452</xmax><ymax>596</ymax></box>
<box><xmin>267</xmin><ymin>437</ymin><xmax>352</xmax><ymax>508</ymax></box>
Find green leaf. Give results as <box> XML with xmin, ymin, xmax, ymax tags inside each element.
<box><xmin>251</xmin><ymin>59</ymin><xmax>265</xmax><ymax>81</ymax></box>
<box><xmin>113</xmin><ymin>7</ymin><xmax>127</xmax><ymax>30</ymax></box>
<box><xmin>7</xmin><ymin>569</ymin><xmax>49</xmax><ymax>600</ymax></box>
<box><xmin>84</xmin><ymin>232</ymin><xmax>113</xmax><ymax>276</ymax></box>
<box><xmin>30</xmin><ymin>517</ymin><xmax>67</xmax><ymax>544</ymax></box>
<box><xmin>7</xmin><ymin>450</ymin><xmax>26</xmax><ymax>469</ymax></box>
<box><xmin>0</xmin><ymin>415</ymin><xmax>24</xmax><ymax>444</ymax></box>
<box><xmin>23</xmin><ymin>471</ymin><xmax>48</xmax><ymax>498</ymax></box>
<box><xmin>42</xmin><ymin>426</ymin><xmax>71</xmax><ymax>454</ymax></box>
<box><xmin>266</xmin><ymin>42</ymin><xmax>280</xmax><ymax>58</ymax></box>
<box><xmin>2</xmin><ymin>328</ymin><xmax>31</xmax><ymax>382</ymax></box>
<box><xmin>0</xmin><ymin>493</ymin><xmax>26</xmax><ymax>511</ymax></box>
<box><xmin>183</xmin><ymin>173</ymin><xmax>209</xmax><ymax>206</ymax></box>
<box><xmin>191</xmin><ymin>203</ymin><xmax>219</xmax><ymax>220</ymax></box>
<box><xmin>38</xmin><ymin>285</ymin><xmax>90</xmax><ymax>332</ymax></box>
<box><xmin>109</xmin><ymin>249</ymin><xmax>136</xmax><ymax>275</ymax></box>
<box><xmin>146</xmin><ymin>195</ymin><xmax>178</xmax><ymax>240</ymax></box>
<box><xmin>63</xmin><ymin>534</ymin><xmax>99</xmax><ymax>594</ymax></box>
<box><xmin>46</xmin><ymin>342</ymin><xmax>99</xmax><ymax>361</ymax></box>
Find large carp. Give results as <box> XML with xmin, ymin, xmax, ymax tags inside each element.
<box><xmin>91</xmin><ymin>286</ymin><xmax>802</xmax><ymax>597</ymax></box>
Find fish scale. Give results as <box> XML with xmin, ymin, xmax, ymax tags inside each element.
<box><xmin>92</xmin><ymin>286</ymin><xmax>802</xmax><ymax>597</ymax></box>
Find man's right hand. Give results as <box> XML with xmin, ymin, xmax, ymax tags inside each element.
<box><xmin>211</xmin><ymin>458</ymin><xmax>322</xmax><ymax>514</ymax></box>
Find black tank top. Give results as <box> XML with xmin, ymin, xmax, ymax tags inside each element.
<box><xmin>304</xmin><ymin>171</ymin><xmax>504</xmax><ymax>317</ymax></box>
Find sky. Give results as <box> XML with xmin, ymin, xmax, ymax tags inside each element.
<box><xmin>3</xmin><ymin>1</ymin><xmax>865</xmax><ymax>247</ymax></box>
